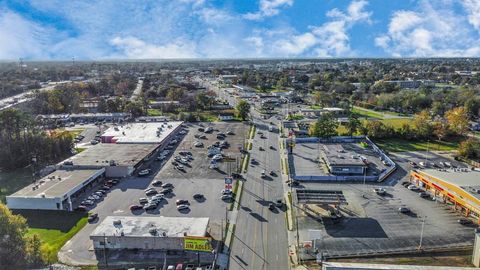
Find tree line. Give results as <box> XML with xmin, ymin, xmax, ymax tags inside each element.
<box><xmin>0</xmin><ymin>109</ymin><xmax>72</xmax><ymax>171</ymax></box>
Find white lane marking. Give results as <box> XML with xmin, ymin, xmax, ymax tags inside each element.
<box><xmin>242</xmin><ymin>248</ymin><xmax>245</xmax><ymax>254</ymax></box>
<box><xmin>276</xmin><ymin>254</ymin><xmax>279</xmax><ymax>261</ymax></box>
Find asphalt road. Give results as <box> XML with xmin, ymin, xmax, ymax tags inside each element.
<box><xmin>229</xmin><ymin>116</ymin><xmax>288</xmax><ymax>270</ymax></box>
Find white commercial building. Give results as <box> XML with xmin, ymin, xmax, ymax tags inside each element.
<box><xmin>101</xmin><ymin>122</ymin><xmax>182</xmax><ymax>144</ymax></box>
<box><xmin>6</xmin><ymin>169</ymin><xmax>105</xmax><ymax>211</ymax></box>
<box><xmin>90</xmin><ymin>216</ymin><xmax>210</xmax><ymax>251</ymax></box>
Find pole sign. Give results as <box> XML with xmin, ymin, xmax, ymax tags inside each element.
<box><xmin>224</xmin><ymin>177</ymin><xmax>233</xmax><ymax>185</ymax></box>
<box><xmin>184</xmin><ymin>236</ymin><xmax>213</xmax><ymax>252</ymax></box>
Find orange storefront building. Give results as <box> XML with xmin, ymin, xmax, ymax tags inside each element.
<box><xmin>410</xmin><ymin>169</ymin><xmax>480</xmax><ymax>223</ymax></box>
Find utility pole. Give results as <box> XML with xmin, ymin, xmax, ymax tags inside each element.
<box><xmin>103</xmin><ymin>233</ymin><xmax>109</xmax><ymax>269</ymax></box>
<box><xmin>424</xmin><ymin>140</ymin><xmax>430</xmax><ymax>166</ymax></box>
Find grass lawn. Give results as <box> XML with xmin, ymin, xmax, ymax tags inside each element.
<box><xmin>147</xmin><ymin>108</ymin><xmax>163</xmax><ymax>116</ymax></box>
<box><xmin>15</xmin><ymin>210</ymin><xmax>88</xmax><ymax>263</ymax></box>
<box><xmin>0</xmin><ymin>167</ymin><xmax>32</xmax><ymax>203</ymax></box>
<box><xmin>374</xmin><ymin>138</ymin><xmax>460</xmax><ymax>152</ymax></box>
<box><xmin>379</xmin><ymin>118</ymin><xmax>413</xmax><ymax>129</ymax></box>
<box><xmin>352</xmin><ymin>106</ymin><xmax>384</xmax><ymax>119</ymax></box>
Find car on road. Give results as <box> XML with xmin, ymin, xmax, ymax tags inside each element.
<box><xmin>90</xmin><ymin>140</ymin><xmax>99</xmax><ymax>145</ymax></box>
<box><xmin>193</xmin><ymin>194</ymin><xmax>204</xmax><ymax>200</ymax></box>
<box><xmin>138</xmin><ymin>169</ymin><xmax>151</xmax><ymax>176</ymax></box>
<box><xmin>261</xmin><ymin>170</ymin><xmax>267</xmax><ymax>178</ymax></box>
<box><xmin>88</xmin><ymin>213</ymin><xmax>98</xmax><ymax>222</ymax></box>
<box><xmin>152</xmin><ymin>180</ymin><xmax>162</xmax><ymax>186</ymax></box>
<box><xmin>259</xmin><ymin>146</ymin><xmax>264</xmax><ymax>151</ymax></box>
<box><xmin>275</xmin><ymin>199</ymin><xmax>284</xmax><ymax>208</ymax></box>
<box><xmin>268</xmin><ymin>203</ymin><xmax>275</xmax><ymax>211</ymax></box>
<box><xmin>287</xmin><ymin>180</ymin><xmax>299</xmax><ymax>187</ymax></box>
<box><xmin>260</xmin><ymin>134</ymin><xmax>266</xmax><ymax>139</ymax></box>
<box><xmin>269</xmin><ymin>170</ymin><xmax>276</xmax><ymax>177</ymax></box>
<box><xmin>398</xmin><ymin>207</ymin><xmax>410</xmax><ymax>214</ymax></box>
<box><xmin>130</xmin><ymin>204</ymin><xmax>143</xmax><ymax>210</ymax></box>
<box><xmin>373</xmin><ymin>188</ymin><xmax>386</xmax><ymax>195</ymax></box>
<box><xmin>176</xmin><ymin>199</ymin><xmax>189</xmax><ymax>205</ymax></box>
<box><xmin>269</xmin><ymin>145</ymin><xmax>275</xmax><ymax>150</ymax></box>
<box><xmin>177</xmin><ymin>204</ymin><xmax>189</xmax><ymax>211</ymax></box>
<box><xmin>251</xmin><ymin>158</ymin><xmax>258</xmax><ymax>164</ymax></box>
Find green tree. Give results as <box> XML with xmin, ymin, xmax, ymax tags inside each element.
<box><xmin>445</xmin><ymin>107</ymin><xmax>469</xmax><ymax>136</ymax></box>
<box><xmin>458</xmin><ymin>138</ymin><xmax>480</xmax><ymax>160</ymax></box>
<box><xmin>236</xmin><ymin>100</ymin><xmax>251</xmax><ymax>121</ymax></box>
<box><xmin>0</xmin><ymin>204</ymin><xmax>28</xmax><ymax>269</ymax></box>
<box><xmin>345</xmin><ymin>114</ymin><xmax>361</xmax><ymax>136</ymax></box>
<box><xmin>412</xmin><ymin>110</ymin><xmax>433</xmax><ymax>139</ymax></box>
<box><xmin>309</xmin><ymin>113</ymin><xmax>338</xmax><ymax>138</ymax></box>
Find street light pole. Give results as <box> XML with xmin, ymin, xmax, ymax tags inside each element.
<box><xmin>418</xmin><ymin>216</ymin><xmax>426</xmax><ymax>250</ymax></box>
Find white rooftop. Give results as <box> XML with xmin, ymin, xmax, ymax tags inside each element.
<box><xmin>90</xmin><ymin>216</ymin><xmax>209</xmax><ymax>238</ymax></box>
<box><xmin>101</xmin><ymin>122</ymin><xmax>182</xmax><ymax>144</ymax></box>
<box><xmin>323</xmin><ymin>262</ymin><xmax>475</xmax><ymax>270</ymax></box>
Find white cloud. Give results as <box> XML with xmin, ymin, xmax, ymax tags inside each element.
<box><xmin>0</xmin><ymin>10</ymin><xmax>58</xmax><ymax>59</ymax></box>
<box><xmin>375</xmin><ymin>1</ymin><xmax>480</xmax><ymax>57</ymax></box>
<box><xmin>110</xmin><ymin>36</ymin><xmax>197</xmax><ymax>59</ymax></box>
<box><xmin>245</xmin><ymin>0</ymin><xmax>371</xmax><ymax>57</ymax></box>
<box><xmin>244</xmin><ymin>0</ymin><xmax>294</xmax><ymax>20</ymax></box>
<box><xmin>461</xmin><ymin>0</ymin><xmax>480</xmax><ymax>32</ymax></box>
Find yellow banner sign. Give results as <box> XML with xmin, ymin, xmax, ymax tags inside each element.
<box><xmin>184</xmin><ymin>237</ymin><xmax>212</xmax><ymax>252</ymax></box>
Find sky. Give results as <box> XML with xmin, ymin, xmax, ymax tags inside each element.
<box><xmin>1</xmin><ymin>0</ymin><xmax>480</xmax><ymax>60</ymax></box>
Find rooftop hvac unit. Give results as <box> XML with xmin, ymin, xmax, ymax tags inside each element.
<box><xmin>113</xmin><ymin>220</ymin><xmax>121</xmax><ymax>226</ymax></box>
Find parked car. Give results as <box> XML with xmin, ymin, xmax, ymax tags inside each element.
<box><xmin>407</xmin><ymin>185</ymin><xmax>420</xmax><ymax>191</ymax></box>
<box><xmin>138</xmin><ymin>169</ymin><xmax>151</xmax><ymax>176</ymax></box>
<box><xmin>88</xmin><ymin>213</ymin><xmax>98</xmax><ymax>222</ymax></box>
<box><xmin>130</xmin><ymin>204</ymin><xmax>143</xmax><ymax>210</ymax></box>
<box><xmin>82</xmin><ymin>200</ymin><xmax>94</xmax><ymax>206</ymax></box>
<box><xmin>185</xmin><ymin>264</ymin><xmax>195</xmax><ymax>270</ymax></box>
<box><xmin>419</xmin><ymin>192</ymin><xmax>430</xmax><ymax>198</ymax></box>
<box><xmin>177</xmin><ymin>204</ymin><xmax>189</xmax><ymax>211</ymax></box>
<box><xmin>268</xmin><ymin>203</ymin><xmax>275</xmax><ymax>211</ymax></box>
<box><xmin>458</xmin><ymin>218</ymin><xmax>473</xmax><ymax>225</ymax></box>
<box><xmin>176</xmin><ymin>199</ymin><xmax>189</xmax><ymax>205</ymax></box>
<box><xmin>269</xmin><ymin>170</ymin><xmax>276</xmax><ymax>177</ymax></box>
<box><xmin>193</xmin><ymin>194</ymin><xmax>204</xmax><ymax>200</ymax></box>
<box><xmin>146</xmin><ymin>189</ymin><xmax>158</xmax><ymax>196</ymax></box>
<box><xmin>221</xmin><ymin>189</ymin><xmax>232</xmax><ymax>195</ymax></box>
<box><xmin>161</xmin><ymin>183</ymin><xmax>173</xmax><ymax>188</ymax></box>
<box><xmin>143</xmin><ymin>203</ymin><xmax>157</xmax><ymax>210</ymax></box>
<box><xmin>90</xmin><ymin>140</ymin><xmax>99</xmax><ymax>145</ymax></box>
<box><xmin>75</xmin><ymin>205</ymin><xmax>88</xmax><ymax>211</ymax></box>
<box><xmin>373</xmin><ymin>188</ymin><xmax>386</xmax><ymax>195</ymax></box>
<box><xmin>152</xmin><ymin>180</ymin><xmax>162</xmax><ymax>186</ymax></box>
<box><xmin>139</xmin><ymin>198</ymin><xmax>149</xmax><ymax>204</ymax></box>
<box><xmin>275</xmin><ymin>199</ymin><xmax>284</xmax><ymax>208</ymax></box>
<box><xmin>398</xmin><ymin>207</ymin><xmax>410</xmax><ymax>214</ymax></box>
<box><xmin>160</xmin><ymin>188</ymin><xmax>173</xmax><ymax>195</ymax></box>
<box><xmin>221</xmin><ymin>194</ymin><xmax>233</xmax><ymax>201</ymax></box>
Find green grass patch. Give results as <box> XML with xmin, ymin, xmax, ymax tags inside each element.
<box><xmin>309</xmin><ymin>104</ymin><xmax>322</xmax><ymax>110</ymax></box>
<box><xmin>147</xmin><ymin>108</ymin><xmax>163</xmax><ymax>116</ymax></box>
<box><xmin>243</xmin><ymin>153</ymin><xmax>250</xmax><ymax>173</ymax></box>
<box><xmin>353</xmin><ymin>106</ymin><xmax>384</xmax><ymax>119</ymax></box>
<box><xmin>0</xmin><ymin>168</ymin><xmax>32</xmax><ymax>203</ymax></box>
<box><xmin>374</xmin><ymin>138</ymin><xmax>460</xmax><ymax>152</ymax></box>
<box><xmin>74</xmin><ymin>147</ymin><xmax>86</xmax><ymax>154</ymax></box>
<box><xmin>15</xmin><ymin>210</ymin><xmax>88</xmax><ymax>263</ymax></box>
<box><xmin>359</xmin><ymin>142</ymin><xmax>368</xmax><ymax>148</ymax></box>
<box><xmin>379</xmin><ymin>118</ymin><xmax>413</xmax><ymax>129</ymax></box>
<box><xmin>286</xmin><ymin>114</ymin><xmax>304</xmax><ymax>121</ymax></box>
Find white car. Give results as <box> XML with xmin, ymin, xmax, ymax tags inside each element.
<box><xmin>212</xmin><ymin>154</ymin><xmax>223</xmax><ymax>161</ymax></box>
<box><xmin>373</xmin><ymin>188</ymin><xmax>386</xmax><ymax>195</ymax></box>
<box><xmin>221</xmin><ymin>189</ymin><xmax>232</xmax><ymax>195</ymax></box>
<box><xmin>194</xmin><ymin>141</ymin><xmax>203</xmax><ymax>147</ymax></box>
<box><xmin>138</xmin><ymin>169</ymin><xmax>151</xmax><ymax>176</ymax></box>
<box><xmin>177</xmin><ymin>204</ymin><xmax>189</xmax><ymax>211</ymax></box>
<box><xmin>408</xmin><ymin>185</ymin><xmax>420</xmax><ymax>191</ymax></box>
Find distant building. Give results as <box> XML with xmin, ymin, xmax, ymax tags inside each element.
<box><xmin>149</xmin><ymin>100</ymin><xmax>180</xmax><ymax>110</ymax></box>
<box><xmin>218</xmin><ymin>113</ymin><xmax>235</xmax><ymax>121</ymax></box>
<box><xmin>381</xmin><ymin>79</ymin><xmax>435</xmax><ymax>89</ymax></box>
<box><xmin>218</xmin><ymin>75</ymin><xmax>238</xmax><ymax>85</ymax></box>
<box><xmin>300</xmin><ymin>107</ymin><xmax>347</xmax><ymax>119</ymax></box>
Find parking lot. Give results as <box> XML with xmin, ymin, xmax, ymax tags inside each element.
<box><xmin>59</xmin><ymin>122</ymin><xmax>249</xmax><ymax>265</ymax></box>
<box><xmin>291</xmin><ymin>142</ymin><xmax>389</xmax><ymax>178</ymax></box>
<box><xmin>295</xmin><ymin>181</ymin><xmax>476</xmax><ymax>259</ymax></box>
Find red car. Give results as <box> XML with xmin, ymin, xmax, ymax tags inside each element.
<box><xmin>130</xmin><ymin>204</ymin><xmax>143</xmax><ymax>211</ymax></box>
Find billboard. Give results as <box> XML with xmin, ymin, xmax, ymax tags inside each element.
<box><xmin>184</xmin><ymin>236</ymin><xmax>213</xmax><ymax>252</ymax></box>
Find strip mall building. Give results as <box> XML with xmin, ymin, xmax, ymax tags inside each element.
<box><xmin>410</xmin><ymin>168</ymin><xmax>480</xmax><ymax>222</ymax></box>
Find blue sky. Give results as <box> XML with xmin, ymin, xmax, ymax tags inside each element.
<box><xmin>1</xmin><ymin>0</ymin><xmax>480</xmax><ymax>59</ymax></box>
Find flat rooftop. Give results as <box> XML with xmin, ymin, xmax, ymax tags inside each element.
<box><xmin>9</xmin><ymin>169</ymin><xmax>104</xmax><ymax>198</ymax></box>
<box><xmin>67</xmin><ymin>143</ymin><xmax>159</xmax><ymax>167</ymax></box>
<box><xmin>91</xmin><ymin>216</ymin><xmax>209</xmax><ymax>238</ymax></box>
<box><xmin>323</xmin><ymin>144</ymin><xmax>367</xmax><ymax>167</ymax></box>
<box><xmin>101</xmin><ymin>122</ymin><xmax>182</xmax><ymax>144</ymax></box>
<box><xmin>323</xmin><ymin>262</ymin><xmax>475</xmax><ymax>270</ymax></box>
<box><xmin>420</xmin><ymin>168</ymin><xmax>480</xmax><ymax>199</ymax></box>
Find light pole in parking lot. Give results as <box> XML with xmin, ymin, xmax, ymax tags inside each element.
<box><xmin>418</xmin><ymin>216</ymin><xmax>426</xmax><ymax>250</ymax></box>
